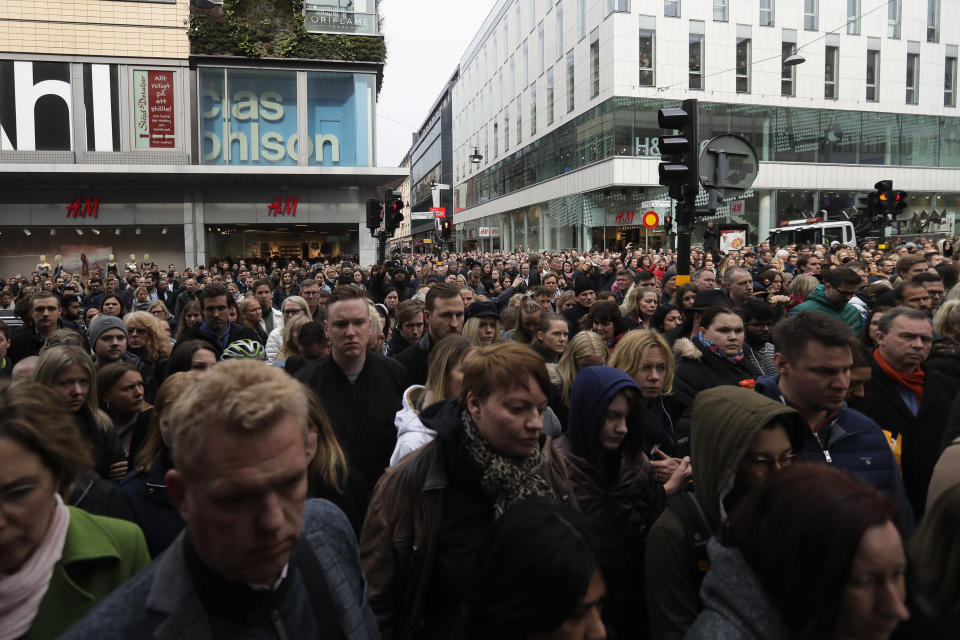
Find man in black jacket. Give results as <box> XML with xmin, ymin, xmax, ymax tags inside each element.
<box><xmin>8</xmin><ymin>290</ymin><xmax>83</xmax><ymax>363</ymax></box>
<box><xmin>850</xmin><ymin>307</ymin><xmax>959</xmax><ymax>517</ymax></box>
<box><xmin>394</xmin><ymin>283</ymin><xmax>464</xmax><ymax>386</ymax></box>
<box><xmin>296</xmin><ymin>286</ymin><xmax>407</xmax><ymax>490</ymax></box>
<box><xmin>175</xmin><ymin>284</ymin><xmax>259</xmax><ymax>358</ymax></box>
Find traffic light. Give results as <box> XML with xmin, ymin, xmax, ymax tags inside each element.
<box><xmin>441</xmin><ymin>219</ymin><xmax>452</xmax><ymax>240</ymax></box>
<box><xmin>384</xmin><ymin>191</ymin><xmax>404</xmax><ymax>234</ymax></box>
<box><xmin>657</xmin><ymin>99</ymin><xmax>699</xmax><ymax>204</ymax></box>
<box><xmin>365</xmin><ymin>198</ymin><xmax>382</xmax><ymax>236</ymax></box>
<box><xmin>870</xmin><ymin>180</ymin><xmax>907</xmax><ymax>219</ymax></box>
<box><xmin>663</xmin><ymin>214</ymin><xmax>673</xmax><ymax>233</ymax></box>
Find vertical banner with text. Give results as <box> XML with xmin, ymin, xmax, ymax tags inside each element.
<box><xmin>134</xmin><ymin>70</ymin><xmax>176</xmax><ymax>149</ymax></box>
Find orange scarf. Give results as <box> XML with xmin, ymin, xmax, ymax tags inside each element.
<box><xmin>874</xmin><ymin>349</ymin><xmax>924</xmax><ymax>405</ymax></box>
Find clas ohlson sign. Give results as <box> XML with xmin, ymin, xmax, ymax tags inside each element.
<box><xmin>199</xmin><ymin>68</ymin><xmax>374</xmax><ymax>166</ymax></box>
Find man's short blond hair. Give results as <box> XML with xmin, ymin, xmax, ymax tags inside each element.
<box><xmin>165</xmin><ymin>359</ymin><xmax>309</xmax><ymax>474</ymax></box>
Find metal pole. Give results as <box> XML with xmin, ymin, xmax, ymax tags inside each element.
<box><xmin>675</xmin><ymin>98</ymin><xmax>699</xmax><ymax>286</ymax></box>
<box><xmin>645</xmin><ymin>226</ymin><xmax>649</xmax><ymax>252</ymax></box>
<box><xmin>377</xmin><ymin>230</ymin><xmax>387</xmax><ymax>265</ymax></box>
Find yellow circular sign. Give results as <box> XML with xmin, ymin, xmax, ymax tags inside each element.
<box><xmin>642</xmin><ymin>210</ymin><xmax>660</xmax><ymax>229</ymax></box>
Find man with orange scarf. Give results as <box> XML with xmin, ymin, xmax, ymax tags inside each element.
<box><xmin>851</xmin><ymin>307</ymin><xmax>960</xmax><ymax>517</ymax></box>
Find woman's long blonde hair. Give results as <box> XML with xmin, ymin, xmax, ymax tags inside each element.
<box><xmin>33</xmin><ymin>345</ymin><xmax>112</xmax><ymax>432</ymax></box>
<box><xmin>278</xmin><ymin>314</ymin><xmax>310</xmax><ymax>360</ymax></box>
<box><xmin>124</xmin><ymin>311</ymin><xmax>172</xmax><ymax>360</ymax></box>
<box><xmin>554</xmin><ymin>331</ymin><xmax>608</xmax><ymax>406</ymax></box>
<box><xmin>306</xmin><ymin>390</ymin><xmax>349</xmax><ymax>493</ymax></box>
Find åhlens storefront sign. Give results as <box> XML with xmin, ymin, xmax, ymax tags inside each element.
<box><xmin>199</xmin><ymin>68</ymin><xmax>375</xmax><ymax>167</ymax></box>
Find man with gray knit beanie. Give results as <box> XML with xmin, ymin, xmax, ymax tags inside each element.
<box><xmin>88</xmin><ymin>314</ymin><xmax>134</xmax><ymax>369</ymax></box>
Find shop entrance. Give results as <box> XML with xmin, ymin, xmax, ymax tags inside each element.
<box><xmin>205</xmin><ymin>224</ymin><xmax>357</xmax><ymax>261</ymax></box>
<box><xmin>593</xmin><ymin>226</ymin><xmax>667</xmax><ymax>253</ymax></box>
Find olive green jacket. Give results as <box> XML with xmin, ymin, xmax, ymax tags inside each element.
<box><xmin>24</xmin><ymin>506</ymin><xmax>150</xmax><ymax>640</ymax></box>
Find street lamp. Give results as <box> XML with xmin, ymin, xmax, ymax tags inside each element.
<box><xmin>783</xmin><ymin>48</ymin><xmax>806</xmax><ymax>66</ymax></box>
<box><xmin>469</xmin><ymin>146</ymin><xmax>483</xmax><ymax>164</ymax></box>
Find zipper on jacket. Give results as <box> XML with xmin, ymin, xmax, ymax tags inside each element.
<box><xmin>270</xmin><ymin>610</ymin><xmax>289</xmax><ymax>640</ymax></box>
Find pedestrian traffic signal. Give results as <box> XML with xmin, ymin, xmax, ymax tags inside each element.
<box><xmin>365</xmin><ymin>198</ymin><xmax>382</xmax><ymax>237</ymax></box>
<box><xmin>657</xmin><ymin>99</ymin><xmax>699</xmax><ymax>204</ymax></box>
<box><xmin>384</xmin><ymin>191</ymin><xmax>404</xmax><ymax>234</ymax></box>
<box><xmin>663</xmin><ymin>215</ymin><xmax>673</xmax><ymax>233</ymax></box>
<box><xmin>441</xmin><ymin>219</ymin><xmax>452</xmax><ymax>240</ymax></box>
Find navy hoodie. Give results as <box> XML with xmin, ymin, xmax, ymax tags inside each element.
<box><xmin>566</xmin><ymin>366</ymin><xmax>643</xmax><ymax>462</ymax></box>
<box><xmin>755</xmin><ymin>375</ymin><xmax>915</xmax><ymax>533</ymax></box>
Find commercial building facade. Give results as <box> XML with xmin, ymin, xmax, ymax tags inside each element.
<box><xmin>0</xmin><ymin>0</ymin><xmax>403</xmax><ymax>276</ymax></box>
<box><xmin>448</xmin><ymin>0</ymin><xmax>960</xmax><ymax>252</ymax></box>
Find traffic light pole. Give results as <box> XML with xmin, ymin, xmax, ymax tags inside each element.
<box><xmin>377</xmin><ymin>230</ymin><xmax>387</xmax><ymax>265</ymax></box>
<box><xmin>675</xmin><ymin>99</ymin><xmax>698</xmax><ymax>286</ymax></box>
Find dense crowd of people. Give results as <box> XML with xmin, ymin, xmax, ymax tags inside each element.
<box><xmin>1</xmin><ymin>233</ymin><xmax>960</xmax><ymax>639</ymax></box>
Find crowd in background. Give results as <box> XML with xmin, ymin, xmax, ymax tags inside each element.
<box><xmin>2</xmin><ymin>231</ymin><xmax>960</xmax><ymax>639</ymax></box>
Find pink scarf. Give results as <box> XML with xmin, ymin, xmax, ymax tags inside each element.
<box><xmin>0</xmin><ymin>494</ymin><xmax>70</xmax><ymax>640</ymax></box>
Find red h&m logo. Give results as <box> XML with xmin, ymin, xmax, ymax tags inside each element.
<box><xmin>268</xmin><ymin>196</ymin><xmax>298</xmax><ymax>217</ymax></box>
<box><xmin>615</xmin><ymin>210</ymin><xmax>636</xmax><ymax>224</ymax></box>
<box><xmin>66</xmin><ymin>197</ymin><xmax>100</xmax><ymax>218</ymax></box>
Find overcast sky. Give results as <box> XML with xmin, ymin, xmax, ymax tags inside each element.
<box><xmin>376</xmin><ymin>0</ymin><xmax>496</xmax><ymax>167</ymax></box>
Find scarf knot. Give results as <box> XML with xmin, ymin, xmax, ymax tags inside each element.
<box><xmin>460</xmin><ymin>410</ymin><xmax>556</xmax><ymax>521</ymax></box>
<box><xmin>873</xmin><ymin>349</ymin><xmax>925</xmax><ymax>403</ymax></box>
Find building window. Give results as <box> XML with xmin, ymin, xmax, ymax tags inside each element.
<box><xmin>665</xmin><ymin>0</ymin><xmax>679</xmax><ymax>18</ymax></box>
<box><xmin>713</xmin><ymin>0</ymin><xmax>728</xmax><ymax>22</ymax></box>
<box><xmin>494</xmin><ymin>121</ymin><xmax>499</xmax><ymax>157</ymax></box>
<box><xmin>824</xmin><ymin>45</ymin><xmax>838</xmax><ymax>99</ymax></box>
<box><xmin>516</xmin><ymin>2</ymin><xmax>522</xmax><ymax>43</ymax></box>
<box><xmin>498</xmin><ymin>68</ymin><xmax>504</xmax><ymax>109</ymax></box>
<box><xmin>579</xmin><ymin>0</ymin><xmax>586</xmax><ymax>39</ymax></box>
<box><xmin>531</xmin><ymin>0</ymin><xmax>536</xmax><ymax>32</ymax></box>
<box><xmin>906</xmin><ymin>52</ymin><xmax>919</xmax><ymax>104</ymax></box>
<box><xmin>547</xmin><ymin>67</ymin><xmax>555</xmax><ymax>124</ymax></box>
<box><xmin>590</xmin><ymin>28</ymin><xmax>600</xmax><ymax>98</ymax></box>
<box><xmin>760</xmin><ymin>0</ymin><xmax>774</xmax><ymax>27</ymax></box>
<box><xmin>804</xmin><ymin>0</ymin><xmax>817</xmax><ymax>31</ymax></box>
<box><xmin>639</xmin><ymin>29</ymin><xmax>655</xmax><ymax>86</ymax></box>
<box><xmin>607</xmin><ymin>0</ymin><xmax>629</xmax><ymax>14</ymax></box>
<box><xmin>509</xmin><ymin>55</ymin><xmax>515</xmax><ymax>103</ymax></box>
<box><xmin>523</xmin><ymin>39</ymin><xmax>529</xmax><ymax>86</ymax></box>
<box><xmin>556</xmin><ymin>1</ymin><xmax>563</xmax><ymax>61</ymax></box>
<box><xmin>888</xmin><ymin>0</ymin><xmax>901</xmax><ymax>38</ymax></box>
<box><xmin>781</xmin><ymin>42</ymin><xmax>795</xmax><ymax>96</ymax></box>
<box><xmin>566</xmin><ymin>49</ymin><xmax>575</xmax><ymax>113</ymax></box>
<box><xmin>736</xmin><ymin>36</ymin><xmax>750</xmax><ymax>93</ymax></box>
<box><xmin>517</xmin><ymin>96</ymin><xmax>522</xmax><ymax>143</ymax></box>
<box><xmin>505</xmin><ymin>110</ymin><xmax>510</xmax><ymax>151</ymax></box>
<box><xmin>866</xmin><ymin>49</ymin><xmax>879</xmax><ymax>101</ymax></box>
<box><xmin>538</xmin><ymin>22</ymin><xmax>545</xmax><ymax>74</ymax></box>
<box><xmin>928</xmin><ymin>0</ymin><xmax>940</xmax><ymax>43</ymax></box>
<box><xmin>690</xmin><ymin>33</ymin><xmax>704</xmax><ymax>90</ymax></box>
<box><xmin>484</xmin><ymin>125</ymin><xmax>488</xmax><ymax>160</ymax></box>
<box><xmin>947</xmin><ymin>55</ymin><xmax>958</xmax><ymax>107</ymax></box>
<box><xmin>847</xmin><ymin>0</ymin><xmax>860</xmax><ymax>36</ymax></box>
<box><xmin>530</xmin><ymin>82</ymin><xmax>537</xmax><ymax>134</ymax></box>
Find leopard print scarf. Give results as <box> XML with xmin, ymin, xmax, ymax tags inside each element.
<box><xmin>460</xmin><ymin>410</ymin><xmax>555</xmax><ymax>521</ymax></box>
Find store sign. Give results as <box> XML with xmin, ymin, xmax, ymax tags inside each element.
<box><xmin>304</xmin><ymin>1</ymin><xmax>377</xmax><ymax>35</ymax></box>
<box><xmin>200</xmin><ymin>68</ymin><xmax>373</xmax><ymax>167</ymax></box>
<box><xmin>268</xmin><ymin>196</ymin><xmax>299</xmax><ymax>217</ymax></box>
<box><xmin>431</xmin><ymin>207</ymin><xmax>446</xmax><ymax>219</ymax></box>
<box><xmin>66</xmin><ymin>196</ymin><xmax>100</xmax><ymax>218</ymax></box>
<box><xmin>615</xmin><ymin>210</ymin><xmax>637</xmax><ymax>224</ymax></box>
<box><xmin>134</xmin><ymin>70</ymin><xmax>176</xmax><ymax>149</ymax></box>
<box><xmin>478</xmin><ymin>226</ymin><xmax>501</xmax><ymax>237</ymax></box>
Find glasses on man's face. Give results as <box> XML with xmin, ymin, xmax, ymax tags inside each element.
<box><xmin>744</xmin><ymin>452</ymin><xmax>798</xmax><ymax>477</ymax></box>
<box><xmin>0</xmin><ymin>483</ymin><xmax>53</xmax><ymax>515</ymax></box>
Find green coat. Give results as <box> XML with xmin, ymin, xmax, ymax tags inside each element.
<box><xmin>788</xmin><ymin>284</ymin><xmax>863</xmax><ymax>336</ymax></box>
<box><xmin>23</xmin><ymin>506</ymin><xmax>150</xmax><ymax>640</ymax></box>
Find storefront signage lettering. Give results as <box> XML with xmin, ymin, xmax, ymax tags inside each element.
<box><xmin>66</xmin><ymin>197</ymin><xmax>100</xmax><ymax>218</ymax></box>
<box><xmin>202</xmin><ymin>89</ymin><xmax>340</xmax><ymax>164</ymax></box>
<box><xmin>478</xmin><ymin>226</ymin><xmax>501</xmax><ymax>237</ymax></box>
<box><xmin>134</xmin><ymin>70</ymin><xmax>176</xmax><ymax>149</ymax></box>
<box><xmin>268</xmin><ymin>196</ymin><xmax>298</xmax><ymax>217</ymax></box>
<box><xmin>615</xmin><ymin>210</ymin><xmax>636</xmax><ymax>224</ymax></box>
<box><xmin>305</xmin><ymin>10</ymin><xmax>377</xmax><ymax>34</ymax></box>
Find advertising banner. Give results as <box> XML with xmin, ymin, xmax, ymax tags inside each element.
<box><xmin>719</xmin><ymin>225</ymin><xmax>749</xmax><ymax>253</ymax></box>
<box><xmin>134</xmin><ymin>70</ymin><xmax>176</xmax><ymax>149</ymax></box>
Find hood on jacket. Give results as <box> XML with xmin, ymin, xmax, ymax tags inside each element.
<box><xmin>566</xmin><ymin>366</ymin><xmax>641</xmax><ymax>462</ymax></box>
<box><xmin>690</xmin><ymin>386</ymin><xmax>807</xmax><ymax>529</ymax></box>
<box><xmin>395</xmin><ymin>385</ymin><xmax>432</xmax><ymax>436</ymax></box>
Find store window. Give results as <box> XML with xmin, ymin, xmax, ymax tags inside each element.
<box><xmin>538</xmin><ymin>22</ymin><xmax>545</xmax><ymax>74</ymax></box>
<box><xmin>517</xmin><ymin>95</ymin><xmax>523</xmax><ymax>143</ymax></box>
<box><xmin>306</xmin><ymin>71</ymin><xmax>374</xmax><ymax>166</ymax></box>
<box><xmin>906</xmin><ymin>51</ymin><xmax>919</xmax><ymax>105</ymax></box>
<box><xmin>866</xmin><ymin>48</ymin><xmax>880</xmax><ymax>102</ymax></box>
<box><xmin>736</xmin><ymin>36</ymin><xmax>751</xmax><ymax>93</ymax></box>
<box><xmin>824</xmin><ymin>46</ymin><xmax>838</xmax><ymax>100</ymax></box>
<box><xmin>579</xmin><ymin>0</ymin><xmax>586</xmax><ymax>39</ymax></box>
<box><xmin>494</xmin><ymin>121</ymin><xmax>499</xmax><ymax>157</ymax></box>
<box><xmin>639</xmin><ymin>29</ymin><xmax>655</xmax><ymax>87</ymax></box>
<box><xmin>505</xmin><ymin>109</ymin><xmax>510</xmax><ymax>151</ymax></box>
